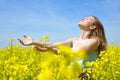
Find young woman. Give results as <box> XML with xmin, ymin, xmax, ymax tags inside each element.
<box><xmin>18</xmin><ymin>16</ymin><xmax>107</xmax><ymax>65</ymax></box>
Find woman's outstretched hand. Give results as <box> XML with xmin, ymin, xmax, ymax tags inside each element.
<box><xmin>18</xmin><ymin>35</ymin><xmax>34</xmax><ymax>46</ymax></box>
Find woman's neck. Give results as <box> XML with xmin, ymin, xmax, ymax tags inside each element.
<box><xmin>80</xmin><ymin>30</ymin><xmax>91</xmax><ymax>39</ymax></box>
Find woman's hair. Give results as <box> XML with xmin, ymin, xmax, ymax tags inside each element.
<box><xmin>88</xmin><ymin>16</ymin><xmax>107</xmax><ymax>55</ymax></box>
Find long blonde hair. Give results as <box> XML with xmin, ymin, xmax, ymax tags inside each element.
<box><xmin>88</xmin><ymin>16</ymin><xmax>107</xmax><ymax>55</ymax></box>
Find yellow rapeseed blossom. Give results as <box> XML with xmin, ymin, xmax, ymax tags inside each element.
<box><xmin>0</xmin><ymin>39</ymin><xmax>120</xmax><ymax>80</ymax></box>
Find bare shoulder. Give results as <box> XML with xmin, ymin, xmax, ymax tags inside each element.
<box><xmin>89</xmin><ymin>38</ymin><xmax>98</xmax><ymax>43</ymax></box>
<box><xmin>88</xmin><ymin>38</ymin><xmax>99</xmax><ymax>47</ymax></box>
<box><xmin>84</xmin><ymin>38</ymin><xmax>99</xmax><ymax>53</ymax></box>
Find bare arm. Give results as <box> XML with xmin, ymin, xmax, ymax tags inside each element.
<box><xmin>18</xmin><ymin>35</ymin><xmax>53</xmax><ymax>47</ymax></box>
<box><xmin>34</xmin><ymin>46</ymin><xmax>49</xmax><ymax>51</ymax></box>
<box><xmin>18</xmin><ymin>35</ymin><xmax>74</xmax><ymax>50</ymax></box>
<box><xmin>34</xmin><ymin>46</ymin><xmax>58</xmax><ymax>53</ymax></box>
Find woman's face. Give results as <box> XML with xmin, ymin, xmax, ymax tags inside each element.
<box><xmin>78</xmin><ymin>16</ymin><xmax>96</xmax><ymax>31</ymax></box>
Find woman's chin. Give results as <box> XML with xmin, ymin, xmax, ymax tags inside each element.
<box><xmin>78</xmin><ymin>23</ymin><xmax>81</xmax><ymax>27</ymax></box>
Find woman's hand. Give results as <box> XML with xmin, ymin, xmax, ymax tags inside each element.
<box><xmin>18</xmin><ymin>35</ymin><xmax>34</xmax><ymax>46</ymax></box>
<box><xmin>34</xmin><ymin>46</ymin><xmax>58</xmax><ymax>53</ymax></box>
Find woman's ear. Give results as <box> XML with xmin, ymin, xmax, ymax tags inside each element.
<box><xmin>89</xmin><ymin>25</ymin><xmax>96</xmax><ymax>30</ymax></box>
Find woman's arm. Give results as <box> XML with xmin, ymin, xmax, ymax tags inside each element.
<box><xmin>18</xmin><ymin>35</ymin><xmax>53</xmax><ymax>47</ymax></box>
<box><xmin>18</xmin><ymin>35</ymin><xmax>74</xmax><ymax>49</ymax></box>
<box><xmin>34</xmin><ymin>46</ymin><xmax>58</xmax><ymax>53</ymax></box>
<box><xmin>34</xmin><ymin>46</ymin><xmax>50</xmax><ymax>52</ymax></box>
<box><xmin>33</xmin><ymin>37</ymin><xmax>74</xmax><ymax>48</ymax></box>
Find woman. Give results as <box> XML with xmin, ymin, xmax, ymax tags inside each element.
<box><xmin>18</xmin><ymin>16</ymin><xmax>107</xmax><ymax>56</ymax></box>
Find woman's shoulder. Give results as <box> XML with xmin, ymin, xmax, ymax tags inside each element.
<box><xmin>89</xmin><ymin>38</ymin><xmax>100</xmax><ymax>46</ymax></box>
<box><xmin>89</xmin><ymin>38</ymin><xmax>98</xmax><ymax>42</ymax></box>
<box><xmin>87</xmin><ymin>38</ymin><xmax>99</xmax><ymax>50</ymax></box>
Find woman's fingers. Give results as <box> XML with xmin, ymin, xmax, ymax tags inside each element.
<box><xmin>34</xmin><ymin>46</ymin><xmax>48</xmax><ymax>51</ymax></box>
<box><xmin>34</xmin><ymin>46</ymin><xmax>39</xmax><ymax>49</ymax></box>
<box><xmin>23</xmin><ymin>35</ymin><xmax>31</xmax><ymax>39</ymax></box>
<box><xmin>34</xmin><ymin>46</ymin><xmax>42</xmax><ymax>51</ymax></box>
<box><xmin>18</xmin><ymin>38</ymin><xmax>24</xmax><ymax>45</ymax></box>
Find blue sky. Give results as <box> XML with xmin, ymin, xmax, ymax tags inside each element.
<box><xmin>0</xmin><ymin>0</ymin><xmax>120</xmax><ymax>47</ymax></box>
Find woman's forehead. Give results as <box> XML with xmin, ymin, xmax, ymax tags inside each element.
<box><xmin>89</xmin><ymin>16</ymin><xmax>95</xmax><ymax>22</ymax></box>
<box><xmin>84</xmin><ymin>16</ymin><xmax>94</xmax><ymax>20</ymax></box>
<box><xmin>88</xmin><ymin>16</ymin><xmax>94</xmax><ymax>19</ymax></box>
<box><xmin>85</xmin><ymin>16</ymin><xmax>95</xmax><ymax>24</ymax></box>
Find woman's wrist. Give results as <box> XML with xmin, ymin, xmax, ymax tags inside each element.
<box><xmin>32</xmin><ymin>40</ymin><xmax>37</xmax><ymax>45</ymax></box>
<box><xmin>32</xmin><ymin>40</ymin><xmax>45</xmax><ymax>47</ymax></box>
